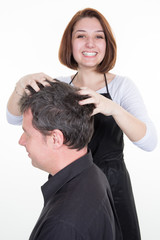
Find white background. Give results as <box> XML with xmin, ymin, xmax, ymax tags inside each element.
<box><xmin>0</xmin><ymin>0</ymin><xmax>160</xmax><ymax>239</ymax></box>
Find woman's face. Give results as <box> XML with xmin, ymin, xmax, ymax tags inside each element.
<box><xmin>72</xmin><ymin>17</ymin><xmax>106</xmax><ymax>71</ymax></box>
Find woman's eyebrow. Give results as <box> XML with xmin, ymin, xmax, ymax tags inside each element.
<box><xmin>74</xmin><ymin>30</ymin><xmax>104</xmax><ymax>33</ymax></box>
<box><xmin>74</xmin><ymin>30</ymin><xmax>86</xmax><ymax>33</ymax></box>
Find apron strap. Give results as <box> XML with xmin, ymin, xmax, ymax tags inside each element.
<box><xmin>69</xmin><ymin>72</ymin><xmax>110</xmax><ymax>96</ymax></box>
<box><xmin>69</xmin><ymin>72</ymin><xmax>78</xmax><ymax>84</ymax></box>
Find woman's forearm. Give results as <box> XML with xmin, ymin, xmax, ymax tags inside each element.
<box><xmin>112</xmin><ymin>104</ymin><xmax>147</xmax><ymax>142</ymax></box>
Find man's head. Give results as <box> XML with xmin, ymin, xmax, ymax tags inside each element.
<box><xmin>18</xmin><ymin>80</ymin><xmax>95</xmax><ymax>173</ymax></box>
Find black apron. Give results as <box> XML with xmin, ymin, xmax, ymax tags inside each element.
<box><xmin>70</xmin><ymin>73</ymin><xmax>141</xmax><ymax>240</ymax></box>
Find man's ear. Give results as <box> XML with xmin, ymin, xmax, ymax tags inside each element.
<box><xmin>51</xmin><ymin>129</ymin><xmax>64</xmax><ymax>149</ymax></box>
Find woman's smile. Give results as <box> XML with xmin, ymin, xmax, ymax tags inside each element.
<box><xmin>82</xmin><ymin>51</ymin><xmax>97</xmax><ymax>57</ymax></box>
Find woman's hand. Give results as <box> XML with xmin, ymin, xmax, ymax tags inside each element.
<box><xmin>78</xmin><ymin>87</ymin><xmax>147</xmax><ymax>142</ymax></box>
<box><xmin>15</xmin><ymin>72</ymin><xmax>54</xmax><ymax>95</ymax></box>
<box><xmin>7</xmin><ymin>72</ymin><xmax>53</xmax><ymax>116</ymax></box>
<box><xmin>78</xmin><ymin>87</ymin><xmax>118</xmax><ymax>116</ymax></box>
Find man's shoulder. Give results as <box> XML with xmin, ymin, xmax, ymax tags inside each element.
<box><xmin>49</xmin><ymin>163</ymin><xmax>111</xmax><ymax>221</ymax></box>
<box><xmin>41</xmin><ymin>163</ymin><xmax>114</xmax><ymax>239</ymax></box>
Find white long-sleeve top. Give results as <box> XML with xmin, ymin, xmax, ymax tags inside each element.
<box><xmin>6</xmin><ymin>75</ymin><xmax>157</xmax><ymax>151</ymax></box>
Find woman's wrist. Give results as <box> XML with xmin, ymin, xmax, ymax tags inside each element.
<box><xmin>14</xmin><ymin>81</ymin><xmax>25</xmax><ymax>96</ymax></box>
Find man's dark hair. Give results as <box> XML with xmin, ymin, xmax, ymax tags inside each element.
<box><xmin>19</xmin><ymin>80</ymin><xmax>95</xmax><ymax>150</ymax></box>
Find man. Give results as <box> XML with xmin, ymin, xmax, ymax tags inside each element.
<box><xmin>18</xmin><ymin>80</ymin><xmax>119</xmax><ymax>240</ymax></box>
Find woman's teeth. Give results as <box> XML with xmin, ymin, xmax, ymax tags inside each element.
<box><xmin>83</xmin><ymin>52</ymin><xmax>97</xmax><ymax>56</ymax></box>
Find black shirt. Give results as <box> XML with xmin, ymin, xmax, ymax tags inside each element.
<box><xmin>29</xmin><ymin>151</ymin><xmax>120</xmax><ymax>240</ymax></box>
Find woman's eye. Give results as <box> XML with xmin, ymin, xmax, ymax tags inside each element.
<box><xmin>96</xmin><ymin>35</ymin><xmax>104</xmax><ymax>39</ymax></box>
<box><xmin>77</xmin><ymin>35</ymin><xmax>85</xmax><ymax>38</ymax></box>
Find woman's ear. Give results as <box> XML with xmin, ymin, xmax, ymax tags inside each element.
<box><xmin>51</xmin><ymin>129</ymin><xmax>64</xmax><ymax>149</ymax></box>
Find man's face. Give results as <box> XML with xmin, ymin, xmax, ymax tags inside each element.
<box><xmin>19</xmin><ymin>109</ymin><xmax>52</xmax><ymax>172</ymax></box>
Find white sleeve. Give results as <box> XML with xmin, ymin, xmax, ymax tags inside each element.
<box><xmin>109</xmin><ymin>76</ymin><xmax>157</xmax><ymax>151</ymax></box>
<box><xmin>6</xmin><ymin>108</ymin><xmax>23</xmax><ymax>125</ymax></box>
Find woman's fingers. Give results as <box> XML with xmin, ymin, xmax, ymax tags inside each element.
<box><xmin>17</xmin><ymin>72</ymin><xmax>53</xmax><ymax>94</ymax></box>
<box><xmin>78</xmin><ymin>87</ymin><xmax>100</xmax><ymax>105</ymax></box>
<box><xmin>78</xmin><ymin>86</ymin><xmax>113</xmax><ymax>116</ymax></box>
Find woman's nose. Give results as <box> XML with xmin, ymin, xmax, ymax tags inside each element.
<box><xmin>86</xmin><ymin>37</ymin><xmax>95</xmax><ymax>48</ymax></box>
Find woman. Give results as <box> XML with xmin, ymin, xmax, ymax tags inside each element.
<box><xmin>7</xmin><ymin>8</ymin><xmax>157</xmax><ymax>240</ymax></box>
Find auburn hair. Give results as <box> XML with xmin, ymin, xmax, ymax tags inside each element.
<box><xmin>58</xmin><ymin>8</ymin><xmax>117</xmax><ymax>73</ymax></box>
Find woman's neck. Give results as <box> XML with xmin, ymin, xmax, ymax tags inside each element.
<box><xmin>72</xmin><ymin>70</ymin><xmax>115</xmax><ymax>91</ymax></box>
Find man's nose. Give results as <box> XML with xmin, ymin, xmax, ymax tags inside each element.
<box><xmin>19</xmin><ymin>133</ymin><xmax>25</xmax><ymax>146</ymax></box>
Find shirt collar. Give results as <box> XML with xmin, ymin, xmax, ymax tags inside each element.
<box><xmin>41</xmin><ymin>150</ymin><xmax>93</xmax><ymax>204</ymax></box>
